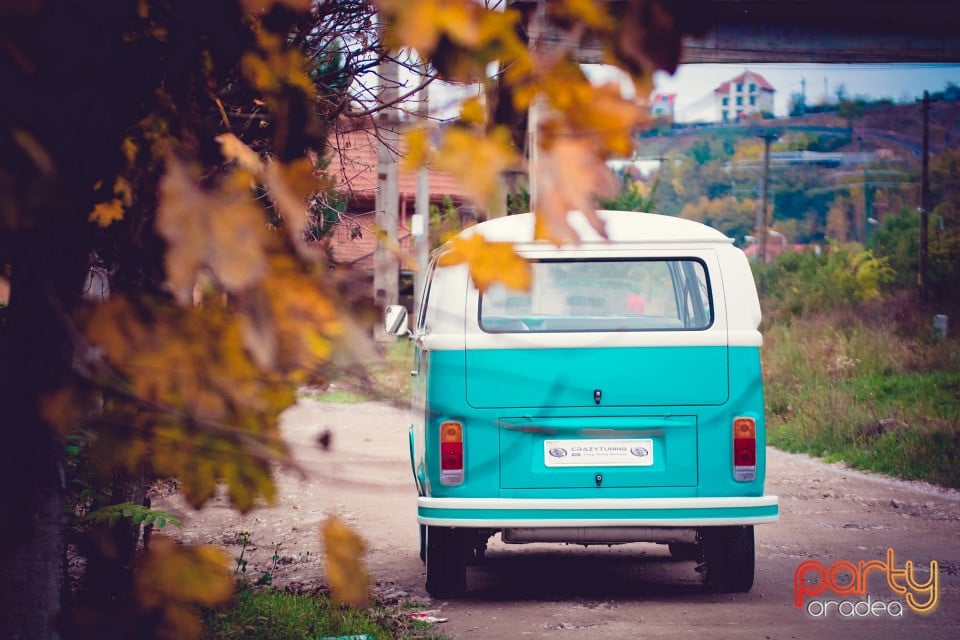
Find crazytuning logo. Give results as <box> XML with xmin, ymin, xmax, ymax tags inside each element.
<box><xmin>794</xmin><ymin>548</ymin><xmax>939</xmax><ymax>618</ymax></box>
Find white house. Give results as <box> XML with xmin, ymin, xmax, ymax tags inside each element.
<box><xmin>650</xmin><ymin>93</ymin><xmax>676</xmax><ymax>121</ymax></box>
<box><xmin>713</xmin><ymin>71</ymin><xmax>775</xmax><ymax>122</ymax></box>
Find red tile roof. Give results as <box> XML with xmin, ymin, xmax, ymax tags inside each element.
<box><xmin>326</xmin><ymin>211</ymin><xmax>415</xmax><ymax>271</ymax></box>
<box><xmin>324</xmin><ymin>128</ymin><xmax>470</xmax><ymax>204</ymax></box>
<box><xmin>322</xmin><ymin>127</ymin><xmax>473</xmax><ymax>270</ymax></box>
<box><xmin>713</xmin><ymin>71</ymin><xmax>775</xmax><ymax>94</ymax></box>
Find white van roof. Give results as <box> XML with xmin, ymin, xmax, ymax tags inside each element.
<box><xmin>460</xmin><ymin>210</ymin><xmax>734</xmax><ymax>245</ymax></box>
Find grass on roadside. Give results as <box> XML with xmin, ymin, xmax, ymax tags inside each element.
<box><xmin>763</xmin><ymin>307</ymin><xmax>960</xmax><ymax>489</ymax></box>
<box><xmin>201</xmin><ymin>584</ymin><xmax>447</xmax><ymax>640</ymax></box>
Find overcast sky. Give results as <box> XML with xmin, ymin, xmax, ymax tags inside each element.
<box><xmin>426</xmin><ymin>63</ymin><xmax>959</xmax><ymax>124</ymax></box>
<box><xmin>652</xmin><ymin>63</ymin><xmax>960</xmax><ymax>122</ymax></box>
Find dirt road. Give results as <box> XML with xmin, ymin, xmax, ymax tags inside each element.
<box><xmin>155</xmin><ymin>399</ymin><xmax>960</xmax><ymax>639</ymax></box>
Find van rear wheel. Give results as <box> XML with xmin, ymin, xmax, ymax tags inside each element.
<box><xmin>699</xmin><ymin>525</ymin><xmax>755</xmax><ymax>593</ymax></box>
<box><xmin>418</xmin><ymin>524</ymin><xmax>426</xmax><ymax>563</ymax></box>
<box><xmin>668</xmin><ymin>542</ymin><xmax>700</xmax><ymax>561</ymax></box>
<box><xmin>425</xmin><ymin>526</ymin><xmax>467</xmax><ymax>597</ymax></box>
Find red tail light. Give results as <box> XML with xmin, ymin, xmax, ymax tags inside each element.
<box><xmin>733</xmin><ymin>417</ymin><xmax>757</xmax><ymax>481</ymax></box>
<box><xmin>439</xmin><ymin>421</ymin><xmax>464</xmax><ymax>486</ymax></box>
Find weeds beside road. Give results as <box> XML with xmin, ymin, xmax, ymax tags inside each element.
<box><xmin>764</xmin><ymin>296</ymin><xmax>960</xmax><ymax>489</ymax></box>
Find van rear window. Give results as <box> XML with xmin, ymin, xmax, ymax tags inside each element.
<box><xmin>479</xmin><ymin>258</ymin><xmax>712</xmax><ymax>332</ymax></box>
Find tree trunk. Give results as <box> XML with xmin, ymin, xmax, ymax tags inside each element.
<box><xmin>0</xmin><ymin>241</ymin><xmax>77</xmax><ymax>640</ymax></box>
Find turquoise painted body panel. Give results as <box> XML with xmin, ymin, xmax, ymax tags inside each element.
<box><xmin>466</xmin><ymin>346</ymin><xmax>729</xmax><ymax>408</ymax></box>
<box><xmin>416</xmin><ymin>346</ymin><xmax>770</xmax><ymax>516</ymax></box>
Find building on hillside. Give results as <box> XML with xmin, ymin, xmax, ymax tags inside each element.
<box><xmin>321</xmin><ymin>127</ymin><xmax>472</xmax><ymax>273</ymax></box>
<box><xmin>713</xmin><ymin>71</ymin><xmax>775</xmax><ymax>122</ymax></box>
<box><xmin>650</xmin><ymin>93</ymin><xmax>676</xmax><ymax>121</ymax></box>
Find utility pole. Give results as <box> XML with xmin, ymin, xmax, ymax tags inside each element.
<box><xmin>919</xmin><ymin>90</ymin><xmax>930</xmax><ymax>303</ymax></box>
<box><xmin>526</xmin><ymin>0</ymin><xmax>549</xmax><ymax>209</ymax></box>
<box><xmin>414</xmin><ymin>60</ymin><xmax>430</xmax><ymax>313</ymax></box>
<box><xmin>374</xmin><ymin>55</ymin><xmax>399</xmax><ymax>342</ymax></box>
<box><xmin>757</xmin><ymin>130</ymin><xmax>777</xmax><ymax>266</ymax></box>
<box><xmin>858</xmin><ymin>135</ymin><xmax>870</xmax><ymax>243</ymax></box>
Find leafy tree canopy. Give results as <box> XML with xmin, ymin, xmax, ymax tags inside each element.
<box><xmin>0</xmin><ymin>1</ymin><xmax>718</xmax><ymax>637</ymax></box>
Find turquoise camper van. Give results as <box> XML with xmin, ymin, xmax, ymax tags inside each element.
<box><xmin>384</xmin><ymin>210</ymin><xmax>779</xmax><ymax>597</ymax></box>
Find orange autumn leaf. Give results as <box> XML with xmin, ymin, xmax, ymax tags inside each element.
<box><xmin>438</xmin><ymin>233</ymin><xmax>531</xmax><ymax>292</ymax></box>
<box><xmin>378</xmin><ymin>0</ymin><xmax>481</xmax><ymax>55</ymax></box>
<box><xmin>436</xmin><ymin>125</ymin><xmax>518</xmax><ymax>210</ymax></box>
<box><xmin>378</xmin><ymin>0</ymin><xmax>526</xmax><ymax>81</ymax></box>
<box><xmin>241</xmin><ymin>28</ymin><xmax>315</xmax><ymax>96</ymax></box>
<box><xmin>533</xmin><ymin>137</ymin><xmax>618</xmax><ymax>245</ymax></box>
<box><xmin>459</xmin><ymin>96</ymin><xmax>486</xmax><ymax>125</ymax></box>
<box><xmin>88</xmin><ymin>177</ymin><xmax>133</xmax><ymax>227</ymax></box>
<box><xmin>322</xmin><ymin>516</ymin><xmax>369</xmax><ymax>607</ymax></box>
<box><xmin>135</xmin><ymin>536</ymin><xmax>233</xmax><ymax>640</ymax></box>
<box><xmin>216</xmin><ymin>133</ymin><xmax>263</xmax><ymax>174</ymax></box>
<box><xmin>551</xmin><ymin>0</ymin><xmax>612</xmax><ymax>30</ymax></box>
<box><xmin>402</xmin><ymin>126</ymin><xmax>433</xmax><ymax>171</ymax></box>
<box><xmin>89</xmin><ymin>199</ymin><xmax>125</xmax><ymax>227</ymax></box>
<box><xmin>81</xmin><ymin>295</ymin><xmax>291</xmax><ymax>511</ymax></box>
<box><xmin>156</xmin><ymin>159</ymin><xmax>268</xmax><ymax>304</ymax></box>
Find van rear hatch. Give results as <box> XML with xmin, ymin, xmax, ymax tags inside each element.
<box><xmin>464</xmin><ymin>346</ymin><xmax>722</xmax><ymax>490</ymax></box>
<box><xmin>465</xmin><ymin>256</ymin><xmax>728</xmax><ymax>490</ymax></box>
<box><xmin>498</xmin><ymin>414</ymin><xmax>698</xmax><ymax>489</ymax></box>
<box><xmin>464</xmin><ymin>345</ymin><xmax>728</xmax><ymax>409</ymax></box>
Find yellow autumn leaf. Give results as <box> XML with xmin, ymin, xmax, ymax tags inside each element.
<box><xmin>551</xmin><ymin>0</ymin><xmax>612</xmax><ymax>30</ymax></box>
<box><xmin>459</xmin><ymin>96</ymin><xmax>485</xmax><ymax>125</ymax></box>
<box><xmin>122</xmin><ymin>136</ymin><xmax>138</xmax><ymax>165</ymax></box>
<box><xmin>136</xmin><ymin>536</ymin><xmax>233</xmax><ymax>608</ymax></box>
<box><xmin>322</xmin><ymin>516</ymin><xmax>369</xmax><ymax>607</ymax></box>
<box><xmin>242</xmin><ymin>27</ymin><xmax>315</xmax><ymax>96</ymax></box>
<box><xmin>89</xmin><ymin>199</ymin><xmax>125</xmax><ymax>227</ymax></box>
<box><xmin>563</xmin><ymin>82</ymin><xmax>647</xmax><ymax>156</ymax></box>
<box><xmin>260</xmin><ymin>254</ymin><xmax>342</xmax><ymax>371</ymax></box>
<box><xmin>135</xmin><ymin>536</ymin><xmax>233</xmax><ymax>640</ymax></box>
<box><xmin>437</xmin><ymin>126</ymin><xmax>518</xmax><ymax>209</ymax></box>
<box><xmin>402</xmin><ymin>126</ymin><xmax>433</xmax><ymax>171</ymax></box>
<box><xmin>379</xmin><ymin>0</ymin><xmax>478</xmax><ymax>55</ymax></box>
<box><xmin>438</xmin><ymin>233</ymin><xmax>531</xmax><ymax>292</ymax></box>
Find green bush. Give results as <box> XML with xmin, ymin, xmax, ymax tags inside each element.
<box><xmin>757</xmin><ymin>245</ymin><xmax>892</xmax><ymax>316</ymax></box>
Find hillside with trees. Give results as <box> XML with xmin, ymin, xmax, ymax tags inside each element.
<box><xmin>628</xmin><ymin>93</ymin><xmax>960</xmax><ymax>305</ymax></box>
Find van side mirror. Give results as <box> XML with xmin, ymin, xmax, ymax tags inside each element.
<box><xmin>384</xmin><ymin>305</ymin><xmax>410</xmax><ymax>336</ymax></box>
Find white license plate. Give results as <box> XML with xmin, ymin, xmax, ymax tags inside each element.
<box><xmin>543</xmin><ymin>439</ymin><xmax>654</xmax><ymax>467</ymax></box>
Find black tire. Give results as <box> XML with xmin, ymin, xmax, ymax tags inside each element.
<box><xmin>668</xmin><ymin>542</ymin><xmax>700</xmax><ymax>561</ymax></box>
<box><xmin>699</xmin><ymin>525</ymin><xmax>755</xmax><ymax>593</ymax></box>
<box><xmin>418</xmin><ymin>524</ymin><xmax>426</xmax><ymax>563</ymax></box>
<box><xmin>425</xmin><ymin>526</ymin><xmax>467</xmax><ymax>597</ymax></box>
